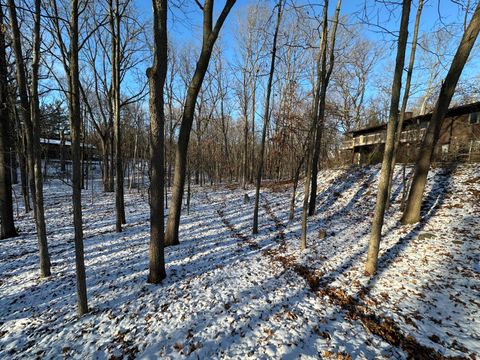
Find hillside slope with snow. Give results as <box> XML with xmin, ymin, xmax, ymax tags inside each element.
<box><xmin>0</xmin><ymin>164</ymin><xmax>479</xmax><ymax>359</ymax></box>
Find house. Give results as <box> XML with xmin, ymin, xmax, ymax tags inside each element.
<box><xmin>341</xmin><ymin>101</ymin><xmax>480</xmax><ymax>165</ymax></box>
<box><xmin>40</xmin><ymin>138</ymin><xmax>97</xmax><ymax>161</ymax></box>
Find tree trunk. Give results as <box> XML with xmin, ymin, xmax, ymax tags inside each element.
<box><xmin>289</xmin><ymin>154</ymin><xmax>305</xmax><ymax>222</ymax></box>
<box><xmin>402</xmin><ymin>3</ymin><xmax>480</xmax><ymax>224</ymax></box>
<box><xmin>81</xmin><ymin>114</ymin><xmax>85</xmax><ymax>190</ymax></box>
<box><xmin>31</xmin><ymin>0</ymin><xmax>51</xmax><ymax>276</ymax></box>
<box><xmin>0</xmin><ymin>5</ymin><xmax>17</xmax><ymax>239</ymax></box>
<box><xmin>308</xmin><ymin>0</ymin><xmax>341</xmax><ymax>216</ymax></box>
<box><xmin>250</xmin><ymin>72</ymin><xmax>256</xmax><ymax>184</ymax></box>
<box><xmin>100</xmin><ymin>137</ymin><xmax>110</xmax><ymax>191</ymax></box>
<box><xmin>165</xmin><ymin>0</ymin><xmax>236</xmax><ymax>246</ymax></box>
<box><xmin>7</xmin><ymin>0</ymin><xmax>36</xmax><ymax>216</ymax></box>
<box><xmin>109</xmin><ymin>131</ymin><xmax>114</xmax><ymax>192</ymax></box>
<box><xmin>253</xmin><ymin>0</ymin><xmax>283</xmax><ymax>235</ymax></box>
<box><xmin>187</xmin><ymin>164</ymin><xmax>191</xmax><ymax>215</ymax></box>
<box><xmin>60</xmin><ymin>130</ymin><xmax>66</xmax><ymax>172</ymax></box>
<box><xmin>147</xmin><ymin>0</ymin><xmax>167</xmax><ymax>284</ymax></box>
<box><xmin>168</xmin><ymin>118</ymin><xmax>173</xmax><ymax>188</ymax></box>
<box><xmin>300</xmin><ymin>143</ymin><xmax>313</xmax><ymax>250</ymax></box>
<box><xmin>8</xmin><ymin>0</ymin><xmax>50</xmax><ymax>275</ymax></box>
<box><xmin>387</xmin><ymin>0</ymin><xmax>423</xmax><ymax>207</ymax></box>
<box><xmin>10</xmin><ymin>147</ymin><xmax>18</xmax><ymax>184</ymax></box>
<box><xmin>242</xmin><ymin>115</ymin><xmax>248</xmax><ymax>189</ymax></box>
<box><xmin>365</xmin><ymin>0</ymin><xmax>411</xmax><ymax>276</ymax></box>
<box><xmin>0</xmin><ymin>112</ymin><xmax>16</xmax><ymax>239</ymax></box>
<box><xmin>56</xmin><ymin>0</ymin><xmax>89</xmax><ymax>315</ymax></box>
<box><xmin>111</xmin><ymin>0</ymin><xmax>125</xmax><ymax>232</ymax></box>
<box><xmin>129</xmin><ymin>128</ymin><xmax>139</xmax><ymax>191</ymax></box>
<box><xmin>18</xmin><ymin>140</ymin><xmax>30</xmax><ymax>212</ymax></box>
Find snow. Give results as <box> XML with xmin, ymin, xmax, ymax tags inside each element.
<box><xmin>1</xmin><ymin>164</ymin><xmax>479</xmax><ymax>359</ymax></box>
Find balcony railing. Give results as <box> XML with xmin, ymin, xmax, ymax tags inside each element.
<box><xmin>341</xmin><ymin>128</ymin><xmax>426</xmax><ymax>150</ymax></box>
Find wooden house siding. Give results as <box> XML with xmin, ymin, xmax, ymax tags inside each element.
<box><xmin>342</xmin><ymin>102</ymin><xmax>480</xmax><ymax>164</ymax></box>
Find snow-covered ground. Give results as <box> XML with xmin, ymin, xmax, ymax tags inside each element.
<box><xmin>0</xmin><ymin>164</ymin><xmax>479</xmax><ymax>359</ymax></box>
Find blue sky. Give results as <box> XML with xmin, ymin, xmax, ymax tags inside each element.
<box><xmin>133</xmin><ymin>0</ymin><xmax>472</xmax><ymax>46</ymax></box>
<box><xmin>123</xmin><ymin>0</ymin><xmax>478</xmax><ymax>119</ymax></box>
<box><xmin>131</xmin><ymin>0</ymin><xmax>477</xmax><ymax>85</ymax></box>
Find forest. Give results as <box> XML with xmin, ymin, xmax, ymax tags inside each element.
<box><xmin>0</xmin><ymin>0</ymin><xmax>479</xmax><ymax>358</ymax></box>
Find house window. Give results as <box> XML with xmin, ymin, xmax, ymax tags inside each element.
<box><xmin>469</xmin><ymin>112</ymin><xmax>480</xmax><ymax>124</ymax></box>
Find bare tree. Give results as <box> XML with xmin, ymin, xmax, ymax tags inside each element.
<box><xmin>109</xmin><ymin>0</ymin><xmax>127</xmax><ymax>232</ymax></box>
<box><xmin>308</xmin><ymin>0</ymin><xmax>341</xmax><ymax>216</ymax></box>
<box><xmin>165</xmin><ymin>0</ymin><xmax>236</xmax><ymax>246</ymax></box>
<box><xmin>8</xmin><ymin>0</ymin><xmax>50</xmax><ymax>276</ymax></box>
<box><xmin>49</xmin><ymin>0</ymin><xmax>91</xmax><ymax>315</ymax></box>
<box><xmin>402</xmin><ymin>2</ymin><xmax>480</xmax><ymax>225</ymax></box>
<box><xmin>333</xmin><ymin>35</ymin><xmax>381</xmax><ymax>132</ymax></box>
<box><xmin>387</xmin><ymin>0</ymin><xmax>424</xmax><ymax>206</ymax></box>
<box><xmin>147</xmin><ymin>0</ymin><xmax>168</xmax><ymax>283</ymax></box>
<box><xmin>252</xmin><ymin>0</ymin><xmax>283</xmax><ymax>235</ymax></box>
<box><xmin>365</xmin><ymin>0</ymin><xmax>411</xmax><ymax>276</ymax></box>
<box><xmin>80</xmin><ymin>0</ymin><xmax>147</xmax><ymax>195</ymax></box>
<box><xmin>233</xmin><ymin>5</ymin><xmax>267</xmax><ymax>188</ymax></box>
<box><xmin>31</xmin><ymin>0</ymin><xmax>51</xmax><ymax>276</ymax></box>
<box><xmin>417</xmin><ymin>28</ymin><xmax>453</xmax><ymax>115</ymax></box>
<box><xmin>0</xmin><ymin>4</ymin><xmax>17</xmax><ymax>240</ymax></box>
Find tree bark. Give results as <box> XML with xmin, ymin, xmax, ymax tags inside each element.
<box><xmin>147</xmin><ymin>0</ymin><xmax>168</xmax><ymax>284</ymax></box>
<box><xmin>101</xmin><ymin>138</ymin><xmax>110</xmax><ymax>191</ymax></box>
<box><xmin>70</xmin><ymin>0</ymin><xmax>88</xmax><ymax>315</ymax></box>
<box><xmin>7</xmin><ymin>0</ymin><xmax>36</xmax><ymax>215</ymax></box>
<box><xmin>242</xmin><ymin>69</ymin><xmax>249</xmax><ymax>189</ymax></box>
<box><xmin>10</xmin><ymin>146</ymin><xmax>18</xmax><ymax>184</ymax></box>
<box><xmin>365</xmin><ymin>0</ymin><xmax>411</xmax><ymax>276</ymax></box>
<box><xmin>252</xmin><ymin>0</ymin><xmax>283</xmax><ymax>234</ymax></box>
<box><xmin>17</xmin><ymin>125</ymin><xmax>31</xmax><ymax>212</ymax></box>
<box><xmin>60</xmin><ymin>130</ymin><xmax>66</xmax><ymax>172</ymax></box>
<box><xmin>109</xmin><ymin>130</ymin><xmax>115</xmax><ymax>192</ymax></box>
<box><xmin>301</xmin><ymin>137</ymin><xmax>313</xmax><ymax>250</ymax></box>
<box><xmin>387</xmin><ymin>0</ymin><xmax>423</xmax><ymax>207</ymax></box>
<box><xmin>289</xmin><ymin>154</ymin><xmax>305</xmax><ymax>222</ymax></box>
<box><xmin>8</xmin><ymin>0</ymin><xmax>50</xmax><ymax>275</ymax></box>
<box><xmin>402</xmin><ymin>2</ymin><xmax>480</xmax><ymax>224</ymax></box>
<box><xmin>31</xmin><ymin>0</ymin><xmax>51</xmax><ymax>276</ymax></box>
<box><xmin>51</xmin><ymin>0</ymin><xmax>89</xmax><ymax>315</ymax></box>
<box><xmin>308</xmin><ymin>0</ymin><xmax>341</xmax><ymax>216</ymax></box>
<box><xmin>165</xmin><ymin>0</ymin><xmax>236</xmax><ymax>246</ymax></box>
<box><xmin>0</xmin><ymin>5</ymin><xmax>17</xmax><ymax>239</ymax></box>
<box><xmin>111</xmin><ymin>0</ymin><xmax>126</xmax><ymax>232</ymax></box>
<box><xmin>250</xmin><ymin>72</ymin><xmax>256</xmax><ymax>184</ymax></box>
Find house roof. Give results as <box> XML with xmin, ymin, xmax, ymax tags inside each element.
<box><xmin>348</xmin><ymin>101</ymin><xmax>480</xmax><ymax>136</ymax></box>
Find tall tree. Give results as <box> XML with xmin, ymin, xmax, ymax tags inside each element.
<box><xmin>147</xmin><ymin>0</ymin><xmax>168</xmax><ymax>283</ymax></box>
<box><xmin>165</xmin><ymin>0</ymin><xmax>236</xmax><ymax>246</ymax></box>
<box><xmin>234</xmin><ymin>5</ymin><xmax>266</xmax><ymax>189</ymax></box>
<box><xmin>252</xmin><ymin>0</ymin><xmax>283</xmax><ymax>234</ymax></box>
<box><xmin>110</xmin><ymin>0</ymin><xmax>126</xmax><ymax>232</ymax></box>
<box><xmin>80</xmin><ymin>0</ymin><xmax>146</xmax><ymax>195</ymax></box>
<box><xmin>50</xmin><ymin>0</ymin><xmax>89</xmax><ymax>315</ymax></box>
<box><xmin>0</xmin><ymin>4</ymin><xmax>17</xmax><ymax>240</ymax></box>
<box><xmin>365</xmin><ymin>0</ymin><xmax>411</xmax><ymax>276</ymax></box>
<box><xmin>387</xmin><ymin>0</ymin><xmax>424</xmax><ymax>205</ymax></box>
<box><xmin>7</xmin><ymin>0</ymin><xmax>35</xmax><ymax>215</ymax></box>
<box><xmin>308</xmin><ymin>0</ymin><xmax>341</xmax><ymax>216</ymax></box>
<box><xmin>8</xmin><ymin>0</ymin><xmax>50</xmax><ymax>275</ymax></box>
<box><xmin>31</xmin><ymin>0</ymin><xmax>51</xmax><ymax>276</ymax></box>
<box><xmin>402</xmin><ymin>2</ymin><xmax>480</xmax><ymax>224</ymax></box>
